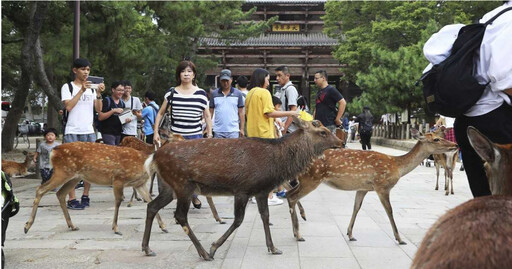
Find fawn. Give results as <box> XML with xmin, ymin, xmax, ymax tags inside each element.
<box><xmin>24</xmin><ymin>142</ymin><xmax>168</xmax><ymax>235</ymax></box>
<box><xmin>286</xmin><ymin>129</ymin><xmax>458</xmax><ymax>244</ymax></box>
<box><xmin>2</xmin><ymin>151</ymin><xmax>35</xmax><ymax>177</ymax></box>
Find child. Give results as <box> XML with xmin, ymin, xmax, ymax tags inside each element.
<box><xmin>271</xmin><ymin>96</ymin><xmax>287</xmax><ymax>199</ymax></box>
<box><xmin>33</xmin><ymin>128</ymin><xmax>60</xmax><ymax>185</ymax></box>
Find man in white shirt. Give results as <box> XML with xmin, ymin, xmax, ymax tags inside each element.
<box><xmin>424</xmin><ymin>2</ymin><xmax>512</xmax><ymax>197</ymax></box>
<box><xmin>274</xmin><ymin>65</ymin><xmax>299</xmax><ymax>134</ymax></box>
<box><xmin>121</xmin><ymin>80</ymin><xmax>143</xmax><ymax>141</ymax></box>
<box><xmin>61</xmin><ymin>58</ymin><xmax>105</xmax><ymax>209</ymax></box>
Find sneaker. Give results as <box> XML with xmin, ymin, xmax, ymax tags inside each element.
<box><xmin>81</xmin><ymin>195</ymin><xmax>90</xmax><ymax>207</ymax></box>
<box><xmin>250</xmin><ymin>197</ymin><xmax>257</xmax><ymax>204</ymax></box>
<box><xmin>67</xmin><ymin>199</ymin><xmax>85</xmax><ymax>210</ymax></box>
<box><xmin>276</xmin><ymin>190</ymin><xmax>286</xmax><ymax>198</ymax></box>
<box><xmin>75</xmin><ymin>180</ymin><xmax>84</xmax><ymax>189</ymax></box>
<box><xmin>268</xmin><ymin>194</ymin><xmax>283</xmax><ymax>206</ymax></box>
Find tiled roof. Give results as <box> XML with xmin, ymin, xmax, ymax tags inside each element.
<box><xmin>199</xmin><ymin>33</ymin><xmax>338</xmax><ymax>47</ymax></box>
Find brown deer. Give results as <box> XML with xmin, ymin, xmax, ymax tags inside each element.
<box><xmin>467</xmin><ymin>126</ymin><xmax>512</xmax><ymax>195</ymax></box>
<box><xmin>23</xmin><ymin>142</ymin><xmax>168</xmax><ymax>235</ymax></box>
<box><xmin>286</xmin><ymin>129</ymin><xmax>458</xmax><ymax>244</ymax></box>
<box><xmin>2</xmin><ymin>151</ymin><xmax>36</xmax><ymax>177</ymax></box>
<box><xmin>412</xmin><ymin>127</ymin><xmax>512</xmax><ymax>268</ymax></box>
<box><xmin>119</xmin><ymin>136</ymin><xmax>226</xmax><ymax>224</ymax></box>
<box><xmin>141</xmin><ymin>118</ymin><xmax>343</xmax><ymax>260</ymax></box>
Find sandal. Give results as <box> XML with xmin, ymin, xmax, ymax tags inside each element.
<box><xmin>192</xmin><ymin>197</ymin><xmax>202</xmax><ymax>209</ymax></box>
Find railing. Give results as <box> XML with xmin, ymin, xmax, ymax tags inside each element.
<box><xmin>372</xmin><ymin>123</ymin><xmax>432</xmax><ymax>140</ymax></box>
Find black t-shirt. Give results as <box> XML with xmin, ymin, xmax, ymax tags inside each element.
<box><xmin>314</xmin><ymin>85</ymin><xmax>343</xmax><ymax>127</ymax></box>
<box><xmin>100</xmin><ymin>96</ymin><xmax>125</xmax><ymax>135</ymax></box>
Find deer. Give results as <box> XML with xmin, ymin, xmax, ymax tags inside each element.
<box><xmin>285</xmin><ymin>129</ymin><xmax>458</xmax><ymax>244</ymax></box>
<box><xmin>2</xmin><ymin>151</ymin><xmax>36</xmax><ymax>177</ymax></box>
<box><xmin>431</xmin><ymin>126</ymin><xmax>459</xmax><ymax>195</ymax></box>
<box><xmin>411</xmin><ymin>127</ymin><xmax>512</xmax><ymax>269</ymax></box>
<box><xmin>23</xmin><ymin>142</ymin><xmax>169</xmax><ymax>235</ymax></box>
<box><xmin>119</xmin><ymin>136</ymin><xmax>226</xmax><ymax>224</ymax></box>
<box><xmin>141</xmin><ymin>117</ymin><xmax>343</xmax><ymax>260</ymax></box>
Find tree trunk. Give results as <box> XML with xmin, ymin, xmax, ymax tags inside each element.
<box><xmin>1</xmin><ymin>2</ymin><xmax>47</xmax><ymax>152</ymax></box>
<box><xmin>47</xmin><ymin>99</ymin><xmax>60</xmax><ymax>131</ymax></box>
<box><xmin>33</xmin><ymin>37</ymin><xmax>64</xmax><ymax>112</ymax></box>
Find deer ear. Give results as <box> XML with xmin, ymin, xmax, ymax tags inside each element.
<box><xmin>467</xmin><ymin>126</ymin><xmax>496</xmax><ymax>163</ymax></box>
<box><xmin>292</xmin><ymin>116</ymin><xmax>308</xmax><ymax>129</ymax></box>
<box><xmin>311</xmin><ymin>120</ymin><xmax>323</xmax><ymax>128</ymax></box>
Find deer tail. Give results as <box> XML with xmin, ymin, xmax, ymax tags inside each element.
<box><xmin>144</xmin><ymin>153</ymin><xmax>157</xmax><ymax>178</ymax></box>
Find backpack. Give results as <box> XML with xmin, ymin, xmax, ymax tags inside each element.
<box><xmin>420</xmin><ymin>7</ymin><xmax>512</xmax><ymax>117</ymax></box>
<box><xmin>279</xmin><ymin>84</ymin><xmax>310</xmax><ymax>112</ymax></box>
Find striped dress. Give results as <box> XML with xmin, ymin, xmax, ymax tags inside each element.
<box><xmin>164</xmin><ymin>88</ymin><xmax>208</xmax><ymax>136</ymax></box>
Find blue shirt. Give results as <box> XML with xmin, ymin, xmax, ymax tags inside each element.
<box><xmin>209</xmin><ymin>87</ymin><xmax>244</xmax><ymax>133</ymax></box>
<box><xmin>142</xmin><ymin>101</ymin><xmax>159</xmax><ymax>135</ymax></box>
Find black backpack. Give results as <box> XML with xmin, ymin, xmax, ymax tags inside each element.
<box><xmin>420</xmin><ymin>7</ymin><xmax>512</xmax><ymax>117</ymax></box>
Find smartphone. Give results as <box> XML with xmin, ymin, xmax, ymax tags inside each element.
<box><xmin>87</xmin><ymin>76</ymin><xmax>104</xmax><ymax>84</ymax></box>
<box><xmin>87</xmin><ymin>76</ymin><xmax>104</xmax><ymax>90</ymax></box>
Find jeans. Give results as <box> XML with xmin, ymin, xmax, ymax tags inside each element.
<box><xmin>214</xmin><ymin>132</ymin><xmax>239</xmax><ymax>138</ymax></box>
<box><xmin>102</xmin><ymin>134</ymin><xmax>121</xmax><ymax>145</ymax></box>
<box><xmin>183</xmin><ymin>134</ymin><xmax>203</xmax><ymax>140</ymax></box>
<box><xmin>63</xmin><ymin>133</ymin><xmax>96</xmax><ymax>143</ymax></box>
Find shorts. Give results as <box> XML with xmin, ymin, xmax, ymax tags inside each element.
<box><xmin>63</xmin><ymin>133</ymin><xmax>96</xmax><ymax>143</ymax></box>
<box><xmin>40</xmin><ymin>168</ymin><xmax>53</xmax><ymax>183</ymax></box>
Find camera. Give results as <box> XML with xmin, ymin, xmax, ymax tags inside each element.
<box><xmin>87</xmin><ymin>76</ymin><xmax>104</xmax><ymax>90</ymax></box>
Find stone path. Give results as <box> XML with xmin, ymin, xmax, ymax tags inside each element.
<box><xmin>3</xmin><ymin>142</ymin><xmax>473</xmax><ymax>269</ymax></box>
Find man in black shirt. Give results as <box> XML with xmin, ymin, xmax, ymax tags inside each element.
<box><xmin>313</xmin><ymin>70</ymin><xmax>346</xmax><ymax>133</ymax></box>
<box><xmin>98</xmin><ymin>81</ymin><xmax>130</xmax><ymax>145</ymax></box>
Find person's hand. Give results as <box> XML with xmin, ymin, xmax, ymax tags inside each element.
<box><xmin>239</xmin><ymin>129</ymin><xmax>245</xmax><ymax>137</ymax></box>
<box><xmin>153</xmin><ymin>132</ymin><xmax>161</xmax><ymax>144</ymax></box>
<box><xmin>32</xmin><ymin>158</ymin><xmax>37</xmax><ymax>163</ymax></box>
<box><xmin>133</xmin><ymin>110</ymin><xmax>142</xmax><ymax>117</ymax></box>
<box><xmin>334</xmin><ymin>118</ymin><xmax>342</xmax><ymax>127</ymax></box>
<box><xmin>125</xmin><ymin>118</ymin><xmax>132</xmax><ymax>123</ymax></box>
<box><xmin>81</xmin><ymin>81</ymin><xmax>92</xmax><ymax>92</ymax></box>
<box><xmin>97</xmin><ymin>83</ymin><xmax>105</xmax><ymax>93</ymax></box>
<box><xmin>113</xmin><ymin>108</ymin><xmax>124</xmax><ymax>114</ymax></box>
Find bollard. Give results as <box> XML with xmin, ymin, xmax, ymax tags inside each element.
<box><xmin>35</xmin><ymin>138</ymin><xmax>41</xmax><ymax>179</ymax></box>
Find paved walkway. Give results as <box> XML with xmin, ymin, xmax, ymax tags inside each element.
<box><xmin>3</xmin><ymin>141</ymin><xmax>473</xmax><ymax>269</ymax></box>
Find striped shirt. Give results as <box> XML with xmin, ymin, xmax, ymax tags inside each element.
<box><xmin>164</xmin><ymin>88</ymin><xmax>208</xmax><ymax>136</ymax></box>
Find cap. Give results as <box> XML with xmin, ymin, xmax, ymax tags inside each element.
<box><xmin>219</xmin><ymin>69</ymin><xmax>232</xmax><ymax>81</ymax></box>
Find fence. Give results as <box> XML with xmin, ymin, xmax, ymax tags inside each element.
<box><xmin>372</xmin><ymin>123</ymin><xmax>432</xmax><ymax>140</ymax></box>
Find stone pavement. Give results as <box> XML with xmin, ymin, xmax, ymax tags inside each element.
<box><xmin>3</xmin><ymin>141</ymin><xmax>473</xmax><ymax>269</ymax></box>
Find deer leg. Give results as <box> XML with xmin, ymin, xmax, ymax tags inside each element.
<box><xmin>287</xmin><ymin>198</ymin><xmax>304</xmax><ymax>242</ymax></box>
<box><xmin>209</xmin><ymin>194</ymin><xmax>248</xmax><ymax>259</ymax></box>
<box><xmin>347</xmin><ymin>190</ymin><xmax>368</xmax><ymax>241</ymax></box>
<box><xmin>175</xmin><ymin>193</ymin><xmax>211</xmax><ymax>261</ymax></box>
<box><xmin>112</xmin><ymin>181</ymin><xmax>124</xmax><ymax>235</ymax></box>
<box><xmin>435</xmin><ymin>162</ymin><xmax>440</xmax><ymax>190</ymax></box>
<box><xmin>376</xmin><ymin>190</ymin><xmax>406</xmax><ymax>245</ymax></box>
<box><xmin>24</xmin><ymin>174</ymin><xmax>74</xmax><ymax>233</ymax></box>
<box><xmin>450</xmin><ymin>173</ymin><xmax>454</xmax><ymax>195</ymax></box>
<box><xmin>142</xmin><ymin>183</ymin><xmax>174</xmax><ymax>257</ymax></box>
<box><xmin>128</xmin><ymin>188</ymin><xmax>136</xmax><ymax>207</ymax></box>
<box><xmin>444</xmin><ymin>169</ymin><xmax>450</xmax><ymax>195</ymax></box>
<box><xmin>134</xmin><ymin>184</ymin><xmax>168</xmax><ymax>233</ymax></box>
<box><xmin>255</xmin><ymin>194</ymin><xmax>282</xmax><ymax>255</ymax></box>
<box><xmin>283</xmin><ymin>181</ymin><xmax>307</xmax><ymax>221</ymax></box>
<box><xmin>206</xmin><ymin>197</ymin><xmax>225</xmax><ymax>224</ymax></box>
<box><xmin>149</xmin><ymin>174</ymin><xmax>156</xmax><ymax>196</ymax></box>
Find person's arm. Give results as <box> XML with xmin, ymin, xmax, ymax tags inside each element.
<box><xmin>209</xmin><ymin>108</ymin><xmax>214</xmax><ymax>119</ymax></box>
<box><xmin>238</xmin><ymin>107</ymin><xmax>245</xmax><ymax>137</ymax></box>
<box><xmin>334</xmin><ymin>98</ymin><xmax>346</xmax><ymax>127</ymax></box>
<box><xmin>98</xmin><ymin>99</ymin><xmax>123</xmax><ymax>121</ymax></box>
<box><xmin>94</xmin><ymin>83</ymin><xmax>105</xmax><ymax>113</ymax></box>
<box><xmin>203</xmin><ymin>108</ymin><xmax>213</xmax><ymax>138</ymax></box>
<box><xmin>33</xmin><ymin>152</ymin><xmax>39</xmax><ymax>163</ymax></box>
<box><xmin>63</xmin><ymin>81</ymin><xmax>90</xmax><ymax>112</ymax></box>
<box><xmin>266</xmin><ymin>110</ymin><xmax>299</xmax><ymax>118</ymax></box>
<box><xmin>505</xmin><ymin>88</ymin><xmax>512</xmax><ymax>96</ymax></box>
<box><xmin>282</xmin><ymin>105</ymin><xmax>297</xmax><ymax>133</ymax></box>
<box><xmin>153</xmin><ymin>99</ymin><xmax>168</xmax><ymax>144</ymax></box>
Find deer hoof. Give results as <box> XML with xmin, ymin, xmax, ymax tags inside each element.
<box><xmin>398</xmin><ymin>241</ymin><xmax>407</xmax><ymax>245</ymax></box>
<box><xmin>127</xmin><ymin>203</ymin><xmax>132</xmax><ymax>208</ymax></box>
<box><xmin>297</xmin><ymin>237</ymin><xmax>305</xmax><ymax>242</ymax></box>
<box><xmin>144</xmin><ymin>250</ymin><xmax>157</xmax><ymax>257</ymax></box>
<box><xmin>71</xmin><ymin>226</ymin><xmax>80</xmax><ymax>231</ymax></box>
<box><xmin>349</xmin><ymin>237</ymin><xmax>357</xmax><ymax>241</ymax></box>
<box><xmin>271</xmin><ymin>248</ymin><xmax>283</xmax><ymax>255</ymax></box>
<box><xmin>300</xmin><ymin>215</ymin><xmax>307</xmax><ymax>221</ymax></box>
<box><xmin>24</xmin><ymin>227</ymin><xmax>29</xmax><ymax>234</ymax></box>
<box><xmin>115</xmin><ymin>231</ymin><xmax>123</xmax><ymax>236</ymax></box>
<box><xmin>161</xmin><ymin>228</ymin><xmax>169</xmax><ymax>233</ymax></box>
<box><xmin>217</xmin><ymin>219</ymin><xmax>226</xmax><ymax>224</ymax></box>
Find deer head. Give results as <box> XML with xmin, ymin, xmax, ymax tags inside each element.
<box><xmin>293</xmin><ymin>117</ymin><xmax>343</xmax><ymax>154</ymax></box>
<box><xmin>467</xmin><ymin>126</ymin><xmax>512</xmax><ymax>195</ymax></box>
<box><xmin>411</xmin><ymin>128</ymin><xmax>458</xmax><ymax>155</ymax></box>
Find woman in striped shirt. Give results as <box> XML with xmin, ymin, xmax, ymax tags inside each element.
<box><xmin>153</xmin><ymin>60</ymin><xmax>213</xmax><ymax>208</ymax></box>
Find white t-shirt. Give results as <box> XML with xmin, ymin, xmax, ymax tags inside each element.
<box><xmin>61</xmin><ymin>82</ymin><xmax>95</xmax><ymax>135</ymax></box>
<box><xmin>423</xmin><ymin>2</ymin><xmax>512</xmax><ymax>117</ymax></box>
<box><xmin>121</xmin><ymin>96</ymin><xmax>143</xmax><ymax>135</ymax></box>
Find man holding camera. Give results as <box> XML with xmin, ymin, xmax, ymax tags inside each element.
<box><xmin>61</xmin><ymin>58</ymin><xmax>105</xmax><ymax>210</ymax></box>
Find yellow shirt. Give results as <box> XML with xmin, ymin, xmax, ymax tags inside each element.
<box><xmin>245</xmin><ymin>87</ymin><xmax>275</xmax><ymax>138</ymax></box>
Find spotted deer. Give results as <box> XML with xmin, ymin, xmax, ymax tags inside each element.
<box><xmin>286</xmin><ymin>129</ymin><xmax>458</xmax><ymax>244</ymax></box>
<box><xmin>2</xmin><ymin>151</ymin><xmax>36</xmax><ymax>177</ymax></box>
<box><xmin>412</xmin><ymin>127</ymin><xmax>512</xmax><ymax>269</ymax></box>
<box><xmin>24</xmin><ymin>142</ymin><xmax>168</xmax><ymax>235</ymax></box>
<box><xmin>431</xmin><ymin>126</ymin><xmax>459</xmax><ymax>195</ymax></box>
<box><xmin>142</xmin><ymin>118</ymin><xmax>343</xmax><ymax>260</ymax></box>
<box><xmin>119</xmin><ymin>136</ymin><xmax>226</xmax><ymax>224</ymax></box>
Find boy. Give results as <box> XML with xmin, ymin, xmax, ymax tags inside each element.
<box><xmin>33</xmin><ymin>128</ymin><xmax>60</xmax><ymax>185</ymax></box>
